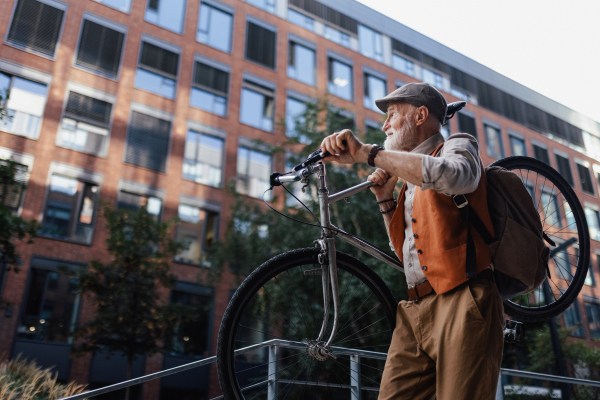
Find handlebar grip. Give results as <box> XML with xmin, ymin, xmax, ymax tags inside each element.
<box><xmin>293</xmin><ymin>140</ymin><xmax>347</xmax><ymax>171</ymax></box>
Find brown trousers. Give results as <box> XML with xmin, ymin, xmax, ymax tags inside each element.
<box><xmin>378</xmin><ymin>277</ymin><xmax>504</xmax><ymax>400</ymax></box>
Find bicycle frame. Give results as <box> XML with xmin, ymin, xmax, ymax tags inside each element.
<box><xmin>279</xmin><ymin>162</ymin><xmax>403</xmax><ymax>350</ymax></box>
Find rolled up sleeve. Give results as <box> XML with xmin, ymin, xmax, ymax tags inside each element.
<box><xmin>420</xmin><ymin>133</ymin><xmax>481</xmax><ymax>195</ymax></box>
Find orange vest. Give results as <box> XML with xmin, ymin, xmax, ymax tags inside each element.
<box><xmin>389</xmin><ymin>143</ymin><xmax>494</xmax><ymax>295</ymax></box>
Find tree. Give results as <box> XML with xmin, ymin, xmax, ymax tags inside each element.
<box><xmin>63</xmin><ymin>204</ymin><xmax>201</xmax><ymax>400</ymax></box>
<box><xmin>0</xmin><ymin>89</ymin><xmax>39</xmax><ymax>309</ymax></box>
<box><xmin>206</xmin><ymin>97</ymin><xmax>408</xmax><ymax>300</ymax></box>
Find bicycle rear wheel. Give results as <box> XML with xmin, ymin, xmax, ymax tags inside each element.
<box><xmin>490</xmin><ymin>156</ymin><xmax>590</xmax><ymax>322</ymax></box>
<box><xmin>217</xmin><ymin>248</ymin><xmax>397</xmax><ymax>399</ymax></box>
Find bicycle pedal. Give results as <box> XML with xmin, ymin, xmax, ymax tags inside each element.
<box><xmin>304</xmin><ymin>268</ymin><xmax>323</xmax><ymax>276</ymax></box>
<box><xmin>503</xmin><ymin>320</ymin><xmax>524</xmax><ymax>342</ymax></box>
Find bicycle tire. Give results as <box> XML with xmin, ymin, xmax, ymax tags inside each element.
<box><xmin>217</xmin><ymin>247</ymin><xmax>397</xmax><ymax>399</ymax></box>
<box><xmin>490</xmin><ymin>156</ymin><xmax>590</xmax><ymax>322</ymax></box>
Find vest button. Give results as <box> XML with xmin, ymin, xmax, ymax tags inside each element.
<box><xmin>417</xmin><ymin>249</ymin><xmax>422</xmax><ymax>254</ymax></box>
<box><xmin>413</xmin><ymin>234</ymin><xmax>418</xmax><ymax>238</ymax></box>
<box><xmin>422</xmin><ymin>266</ymin><xmax>427</xmax><ymax>271</ymax></box>
<box><xmin>411</xmin><ymin>218</ymin><xmax>416</xmax><ymax>223</ymax></box>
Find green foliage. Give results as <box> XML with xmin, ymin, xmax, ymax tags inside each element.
<box><xmin>206</xmin><ymin>98</ymin><xmax>408</xmax><ymax>300</ymax></box>
<box><xmin>63</xmin><ymin>203</ymin><xmax>201</xmax><ymax>367</ymax></box>
<box><xmin>0</xmin><ymin>88</ymin><xmax>11</xmax><ymax>124</ymax></box>
<box><xmin>0</xmin><ymin>160</ymin><xmax>38</xmax><ymax>274</ymax></box>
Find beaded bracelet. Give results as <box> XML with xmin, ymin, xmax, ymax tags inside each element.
<box><xmin>380</xmin><ymin>205</ymin><xmax>396</xmax><ymax>214</ymax></box>
<box><xmin>376</xmin><ymin>198</ymin><xmax>396</xmax><ymax>205</ymax></box>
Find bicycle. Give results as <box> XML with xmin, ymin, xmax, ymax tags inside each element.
<box><xmin>216</xmin><ymin>102</ymin><xmax>590</xmax><ymax>399</ymax></box>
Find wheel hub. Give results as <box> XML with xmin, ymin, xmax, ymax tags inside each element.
<box><xmin>305</xmin><ymin>339</ymin><xmax>335</xmax><ymax>361</ymax></box>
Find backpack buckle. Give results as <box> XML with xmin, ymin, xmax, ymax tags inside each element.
<box><xmin>453</xmin><ymin>194</ymin><xmax>469</xmax><ymax>209</ymax></box>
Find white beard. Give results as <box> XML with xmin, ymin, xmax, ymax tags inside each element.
<box><xmin>384</xmin><ymin>115</ymin><xmax>416</xmax><ymax>151</ymax></box>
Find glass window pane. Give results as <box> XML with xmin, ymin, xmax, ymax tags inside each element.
<box><xmin>541</xmin><ymin>191</ymin><xmax>561</xmax><ymax>228</ymax></box>
<box><xmin>328</xmin><ymin>59</ymin><xmax>352</xmax><ymax>101</ymax></box>
<box><xmin>96</xmin><ymin>0</ymin><xmax>132</xmax><ymax>13</ymax></box>
<box><xmin>190</xmin><ymin>88</ymin><xmax>227</xmax><ymax>116</ymax></box>
<box><xmin>584</xmin><ymin>207</ymin><xmax>600</xmax><ymax>241</ymax></box>
<box><xmin>286</xmin><ymin>97</ymin><xmax>309</xmax><ymax>143</ymax></box>
<box><xmin>585</xmin><ymin>302</ymin><xmax>600</xmax><ymax>339</ymax></box>
<box><xmin>236</xmin><ymin>147</ymin><xmax>271</xmax><ymax>199</ymax></box>
<box><xmin>363</xmin><ymin>74</ymin><xmax>386</xmax><ymax>111</ymax></box>
<box><xmin>392</xmin><ymin>54</ymin><xmax>414</xmax><ymax>77</ymax></box>
<box><xmin>182</xmin><ymin>131</ymin><xmax>223</xmax><ymax>187</ymax></box>
<box><xmin>197</xmin><ymin>4</ymin><xmax>232</xmax><ymax>52</ymax></box>
<box><xmin>145</xmin><ymin>0</ymin><xmax>186</xmax><ymax>33</ymax></box>
<box><xmin>169</xmin><ymin>289</ymin><xmax>212</xmax><ymax>354</ymax></box>
<box><xmin>240</xmin><ymin>88</ymin><xmax>273</xmax><ymax>131</ymax></box>
<box><xmin>510</xmin><ymin>136</ymin><xmax>527</xmax><ymax>156</ymax></box>
<box><xmin>358</xmin><ymin>25</ymin><xmax>382</xmax><ymax>62</ymax></box>
<box><xmin>287</xmin><ymin>9</ymin><xmax>313</xmax><ymax>30</ymax></box>
<box><xmin>288</xmin><ymin>43</ymin><xmax>315</xmax><ymax>86</ymax></box>
<box><xmin>422</xmin><ymin>68</ymin><xmax>443</xmax><ymax>89</ymax></box>
<box><xmin>134</xmin><ymin>68</ymin><xmax>176</xmax><ymax>99</ymax></box>
<box><xmin>484</xmin><ymin>125</ymin><xmax>504</xmax><ymax>158</ymax></box>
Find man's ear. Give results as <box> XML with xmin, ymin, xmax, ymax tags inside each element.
<box><xmin>415</xmin><ymin>106</ymin><xmax>429</xmax><ymax>126</ymax></box>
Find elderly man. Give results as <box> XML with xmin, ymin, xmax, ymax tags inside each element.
<box><xmin>320</xmin><ymin>82</ymin><xmax>504</xmax><ymax>399</ymax></box>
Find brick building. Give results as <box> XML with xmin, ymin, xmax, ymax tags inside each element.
<box><xmin>0</xmin><ymin>0</ymin><xmax>599</xmax><ymax>398</ymax></box>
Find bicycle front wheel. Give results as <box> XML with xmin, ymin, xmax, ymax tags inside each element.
<box><xmin>490</xmin><ymin>156</ymin><xmax>590</xmax><ymax>322</ymax></box>
<box><xmin>217</xmin><ymin>248</ymin><xmax>397</xmax><ymax>399</ymax></box>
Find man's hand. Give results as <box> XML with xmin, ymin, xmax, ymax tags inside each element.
<box><xmin>320</xmin><ymin>129</ymin><xmax>369</xmax><ymax>164</ymax></box>
<box><xmin>368</xmin><ymin>168</ymin><xmax>399</xmax><ymax>200</ymax></box>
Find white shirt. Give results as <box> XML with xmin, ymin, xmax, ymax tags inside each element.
<box><xmin>394</xmin><ymin>132</ymin><xmax>482</xmax><ymax>288</ymax></box>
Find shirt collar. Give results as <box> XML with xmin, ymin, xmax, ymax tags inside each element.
<box><xmin>410</xmin><ymin>132</ymin><xmax>445</xmax><ymax>155</ymax></box>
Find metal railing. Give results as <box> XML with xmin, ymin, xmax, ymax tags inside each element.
<box><xmin>58</xmin><ymin>339</ymin><xmax>600</xmax><ymax>400</ymax></box>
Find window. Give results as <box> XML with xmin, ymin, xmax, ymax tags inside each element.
<box><xmin>541</xmin><ymin>190</ymin><xmax>561</xmax><ymax>228</ymax></box>
<box><xmin>75</xmin><ymin>17</ymin><xmax>125</xmax><ymax>78</ymax></box>
<box><xmin>197</xmin><ymin>2</ymin><xmax>233</xmax><ymax>53</ymax></box>
<box><xmin>532</xmin><ymin>143</ymin><xmax>550</xmax><ymax>165</ymax></box>
<box><xmin>0</xmin><ymin>160</ymin><xmax>28</xmax><ymax>213</ymax></box>
<box><xmin>7</xmin><ymin>0</ymin><xmax>66</xmax><ymax>57</ymax></box>
<box><xmin>422</xmin><ymin>68</ymin><xmax>444</xmax><ymax>89</ymax></box>
<box><xmin>585</xmin><ymin>300</ymin><xmax>600</xmax><ymax>339</ymax></box>
<box><xmin>553</xmin><ymin>248</ymin><xmax>571</xmax><ymax>281</ymax></box>
<box><xmin>287</xmin><ymin>9</ymin><xmax>313</xmax><ymax>31</ymax></box>
<box><xmin>124</xmin><ymin>110</ymin><xmax>172</xmax><ymax>173</ymax></box>
<box><xmin>288</xmin><ymin>41</ymin><xmax>315</xmax><ymax>86</ymax></box>
<box><xmin>563</xmin><ymin>300</ymin><xmax>585</xmax><ymax>337</ymax></box>
<box><xmin>509</xmin><ymin>135</ymin><xmax>527</xmax><ymax>156</ymax></box>
<box><xmin>117</xmin><ymin>190</ymin><xmax>162</xmax><ymax>221</ymax></box>
<box><xmin>175</xmin><ymin>205</ymin><xmax>219</xmax><ymax>265</ymax></box>
<box><xmin>576</xmin><ymin>161</ymin><xmax>595</xmax><ymax>195</ymax></box>
<box><xmin>583</xmin><ymin>131</ymin><xmax>600</xmax><ymax>161</ymax></box>
<box><xmin>457</xmin><ymin>113</ymin><xmax>477</xmax><ymax>139</ymax></box>
<box><xmin>484</xmin><ymin>124</ymin><xmax>504</xmax><ymax>159</ymax></box>
<box><xmin>190</xmin><ymin>59</ymin><xmax>229</xmax><ymax>117</ymax></box>
<box><xmin>392</xmin><ymin>54</ymin><xmax>415</xmax><ymax>77</ymax></box>
<box><xmin>56</xmin><ymin>91</ymin><xmax>112</xmax><ymax>156</ymax></box>
<box><xmin>441</xmin><ymin>124</ymin><xmax>450</xmax><ymax>140</ymax></box>
<box><xmin>555</xmin><ymin>153</ymin><xmax>574</xmax><ymax>187</ymax></box>
<box><xmin>134</xmin><ymin>39</ymin><xmax>179</xmax><ymax>99</ymax></box>
<box><xmin>286</xmin><ymin>96</ymin><xmax>308</xmax><ymax>143</ymax></box>
<box><xmin>584</xmin><ymin>257</ymin><xmax>596</xmax><ymax>286</ymax></box>
<box><xmin>93</xmin><ymin>0</ymin><xmax>132</xmax><ymax>13</ymax></box>
<box><xmin>451</xmin><ymin>87</ymin><xmax>468</xmax><ymax>100</ymax></box>
<box><xmin>324</xmin><ymin>26</ymin><xmax>350</xmax><ymax>48</ymax></box>
<box><xmin>328</xmin><ymin>109</ymin><xmax>354</xmax><ymax>132</ymax></box>
<box><xmin>240</xmin><ymin>78</ymin><xmax>274</xmax><ymax>132</ymax></box>
<box><xmin>285</xmin><ymin>160</ymin><xmax>312</xmax><ymax>207</ymax></box>
<box><xmin>168</xmin><ymin>283</ymin><xmax>213</xmax><ymax>355</ymax></box>
<box><xmin>328</xmin><ymin>57</ymin><xmax>353</xmax><ymax>101</ymax></box>
<box><xmin>584</xmin><ymin>206</ymin><xmax>600</xmax><ymax>241</ymax></box>
<box><xmin>18</xmin><ymin>267</ymin><xmax>80</xmax><ymax>343</ymax></box>
<box><xmin>182</xmin><ymin>130</ymin><xmax>224</xmax><ymax>187</ymax></box>
<box><xmin>145</xmin><ymin>0</ymin><xmax>186</xmax><ymax>33</ymax></box>
<box><xmin>363</xmin><ymin>73</ymin><xmax>386</xmax><ymax>112</ymax></box>
<box><xmin>245</xmin><ymin>20</ymin><xmax>276</xmax><ymax>69</ymax></box>
<box><xmin>0</xmin><ymin>72</ymin><xmax>48</xmax><ymax>139</ymax></box>
<box><xmin>564</xmin><ymin>201</ymin><xmax>576</xmax><ymax>230</ymax></box>
<box><xmin>246</xmin><ymin>0</ymin><xmax>275</xmax><ymax>13</ymax></box>
<box><xmin>358</xmin><ymin>25</ymin><xmax>383</xmax><ymax>62</ymax></box>
<box><xmin>40</xmin><ymin>174</ymin><xmax>99</xmax><ymax>243</ymax></box>
<box><xmin>595</xmin><ymin>165</ymin><xmax>600</xmax><ymax>194</ymax></box>
<box><xmin>236</xmin><ymin>146</ymin><xmax>271</xmax><ymax>199</ymax></box>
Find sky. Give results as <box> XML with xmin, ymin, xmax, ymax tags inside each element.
<box><xmin>356</xmin><ymin>0</ymin><xmax>600</xmax><ymax>125</ymax></box>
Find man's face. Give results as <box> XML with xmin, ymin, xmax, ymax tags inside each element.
<box><xmin>382</xmin><ymin>102</ymin><xmax>420</xmax><ymax>152</ymax></box>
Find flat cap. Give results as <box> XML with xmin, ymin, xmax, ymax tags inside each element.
<box><xmin>375</xmin><ymin>82</ymin><xmax>448</xmax><ymax>124</ymax></box>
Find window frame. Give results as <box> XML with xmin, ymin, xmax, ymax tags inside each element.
<box><xmin>183</xmin><ymin>120</ymin><xmax>227</xmax><ymax>187</ymax></box>
<box><xmin>456</xmin><ymin>110</ymin><xmax>477</xmax><ymax>139</ymax></box>
<box><xmin>327</xmin><ymin>50</ymin><xmax>354</xmax><ymax>102</ymax></box>
<box><xmin>122</xmin><ymin>102</ymin><xmax>174</xmax><ymax>174</ymax></box>
<box><xmin>190</xmin><ymin>54</ymin><xmax>231</xmax><ymax>117</ymax></box>
<box><xmin>285</xmin><ymin>89</ymin><xmax>312</xmax><ymax>142</ymax></box>
<box><xmin>239</xmin><ymin>73</ymin><xmax>276</xmax><ymax>132</ymax></box>
<box><xmin>144</xmin><ymin>0</ymin><xmax>187</xmax><ymax>34</ymax></box>
<box><xmin>92</xmin><ymin>0</ymin><xmax>133</xmax><ymax>14</ymax></box>
<box><xmin>584</xmin><ymin>296</ymin><xmax>600</xmax><ymax>340</ymax></box>
<box><xmin>116</xmin><ymin>179</ymin><xmax>165</xmax><ymax>222</ymax></box>
<box><xmin>482</xmin><ymin>119</ymin><xmax>505</xmax><ymax>159</ymax></box>
<box><xmin>362</xmin><ymin>66</ymin><xmax>387</xmax><ymax>113</ymax></box>
<box><xmin>236</xmin><ymin>137</ymin><xmax>273</xmax><ymax>200</ymax></box>
<box><xmin>574</xmin><ymin>157</ymin><xmax>596</xmax><ymax>196</ymax></box>
<box><xmin>244</xmin><ymin>16</ymin><xmax>278</xmax><ymax>71</ymax></box>
<box><xmin>563</xmin><ymin>298</ymin><xmax>586</xmax><ymax>337</ymax></box>
<box><xmin>17</xmin><ymin>256</ymin><xmax>86</xmax><ymax>344</ymax></box>
<box><xmin>55</xmin><ymin>82</ymin><xmax>116</xmax><ymax>158</ymax></box>
<box><xmin>38</xmin><ymin>162</ymin><xmax>103</xmax><ymax>245</ymax></box>
<box><xmin>553</xmin><ymin>149</ymin><xmax>575</xmax><ymax>188</ymax></box>
<box><xmin>197</xmin><ymin>0</ymin><xmax>235</xmax><ymax>53</ymax></box>
<box><xmin>287</xmin><ymin>7</ymin><xmax>314</xmax><ymax>31</ymax></box>
<box><xmin>531</xmin><ymin>139</ymin><xmax>551</xmax><ymax>165</ymax></box>
<box><xmin>287</xmin><ymin>33</ymin><xmax>316</xmax><ymax>87</ymax></box>
<box><xmin>4</xmin><ymin>0</ymin><xmax>69</xmax><ymax>60</ymax></box>
<box><xmin>508</xmin><ymin>130</ymin><xmax>528</xmax><ymax>157</ymax></box>
<box><xmin>72</xmin><ymin>12</ymin><xmax>127</xmax><ymax>80</ymax></box>
<box><xmin>357</xmin><ymin>24</ymin><xmax>383</xmax><ymax>62</ymax></box>
<box><xmin>134</xmin><ymin>35</ymin><xmax>181</xmax><ymax>100</ymax></box>
<box><xmin>174</xmin><ymin>195</ymin><xmax>221</xmax><ymax>267</ymax></box>
<box><xmin>584</xmin><ymin>202</ymin><xmax>600</xmax><ymax>242</ymax></box>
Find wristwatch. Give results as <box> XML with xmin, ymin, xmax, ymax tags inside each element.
<box><xmin>367</xmin><ymin>144</ymin><xmax>384</xmax><ymax>167</ymax></box>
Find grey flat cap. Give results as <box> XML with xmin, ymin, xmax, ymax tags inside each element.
<box><xmin>375</xmin><ymin>82</ymin><xmax>447</xmax><ymax>123</ymax></box>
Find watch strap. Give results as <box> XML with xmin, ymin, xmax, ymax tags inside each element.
<box><xmin>367</xmin><ymin>144</ymin><xmax>384</xmax><ymax>167</ymax></box>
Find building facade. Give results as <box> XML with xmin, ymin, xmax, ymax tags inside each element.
<box><xmin>0</xmin><ymin>0</ymin><xmax>599</xmax><ymax>398</ymax></box>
